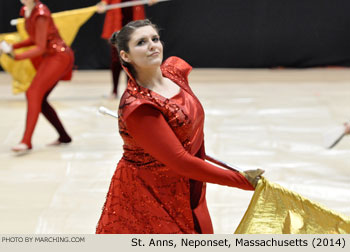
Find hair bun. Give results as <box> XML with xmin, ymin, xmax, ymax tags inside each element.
<box><xmin>109</xmin><ymin>31</ymin><xmax>119</xmax><ymax>45</ymax></box>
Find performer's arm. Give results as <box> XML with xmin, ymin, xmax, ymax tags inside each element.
<box><xmin>14</xmin><ymin>16</ymin><xmax>48</xmax><ymax>60</ymax></box>
<box><xmin>126</xmin><ymin>104</ymin><xmax>255</xmax><ymax>190</ymax></box>
<box><xmin>12</xmin><ymin>38</ymin><xmax>34</xmax><ymax>50</ymax></box>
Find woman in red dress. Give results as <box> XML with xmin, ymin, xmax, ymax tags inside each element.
<box><xmin>95</xmin><ymin>19</ymin><xmax>264</xmax><ymax>234</ymax></box>
<box><xmin>8</xmin><ymin>0</ymin><xmax>74</xmax><ymax>153</ymax></box>
<box><xmin>96</xmin><ymin>0</ymin><xmax>157</xmax><ymax>98</ymax></box>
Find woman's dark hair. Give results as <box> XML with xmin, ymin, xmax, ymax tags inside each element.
<box><xmin>110</xmin><ymin>19</ymin><xmax>159</xmax><ymax>76</ymax></box>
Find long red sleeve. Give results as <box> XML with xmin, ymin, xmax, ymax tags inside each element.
<box><xmin>14</xmin><ymin>16</ymin><xmax>48</xmax><ymax>60</ymax></box>
<box><xmin>12</xmin><ymin>38</ymin><xmax>34</xmax><ymax>50</ymax></box>
<box><xmin>126</xmin><ymin>104</ymin><xmax>254</xmax><ymax>190</ymax></box>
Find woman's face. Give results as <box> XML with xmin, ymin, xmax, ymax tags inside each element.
<box><xmin>121</xmin><ymin>26</ymin><xmax>163</xmax><ymax>70</ymax></box>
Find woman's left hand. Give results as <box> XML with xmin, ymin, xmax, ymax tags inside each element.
<box><xmin>241</xmin><ymin>169</ymin><xmax>265</xmax><ymax>188</ymax></box>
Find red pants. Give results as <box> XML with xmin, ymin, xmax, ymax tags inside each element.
<box><xmin>21</xmin><ymin>49</ymin><xmax>74</xmax><ymax>148</ymax></box>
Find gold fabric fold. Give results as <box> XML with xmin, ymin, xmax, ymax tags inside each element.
<box><xmin>0</xmin><ymin>6</ymin><xmax>96</xmax><ymax>94</ymax></box>
<box><xmin>235</xmin><ymin>177</ymin><xmax>350</xmax><ymax>234</ymax></box>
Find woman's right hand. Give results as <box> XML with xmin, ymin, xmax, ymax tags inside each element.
<box><xmin>241</xmin><ymin>169</ymin><xmax>264</xmax><ymax>188</ymax></box>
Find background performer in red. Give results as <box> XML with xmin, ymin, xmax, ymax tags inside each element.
<box><xmin>96</xmin><ymin>20</ymin><xmax>264</xmax><ymax>234</ymax></box>
<box><xmin>5</xmin><ymin>0</ymin><xmax>74</xmax><ymax>154</ymax></box>
<box><xmin>96</xmin><ymin>0</ymin><xmax>158</xmax><ymax>99</ymax></box>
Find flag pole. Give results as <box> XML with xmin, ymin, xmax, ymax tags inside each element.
<box><xmin>105</xmin><ymin>0</ymin><xmax>171</xmax><ymax>11</ymax></box>
<box><xmin>10</xmin><ymin>0</ymin><xmax>171</xmax><ymax>25</ymax></box>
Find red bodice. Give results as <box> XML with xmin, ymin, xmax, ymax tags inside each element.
<box><xmin>120</xmin><ymin>58</ymin><xmax>205</xmax><ymax>165</ymax></box>
<box><xmin>13</xmin><ymin>2</ymin><xmax>73</xmax><ymax>80</ymax></box>
<box><xmin>18</xmin><ymin>2</ymin><xmax>68</xmax><ymax>56</ymax></box>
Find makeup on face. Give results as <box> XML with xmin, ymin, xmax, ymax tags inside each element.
<box><xmin>125</xmin><ymin>26</ymin><xmax>163</xmax><ymax>68</ymax></box>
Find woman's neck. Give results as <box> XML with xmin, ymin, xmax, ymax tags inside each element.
<box><xmin>24</xmin><ymin>2</ymin><xmax>36</xmax><ymax>17</ymax></box>
<box><xmin>135</xmin><ymin>66</ymin><xmax>163</xmax><ymax>89</ymax></box>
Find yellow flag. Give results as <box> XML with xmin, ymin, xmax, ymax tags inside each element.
<box><xmin>0</xmin><ymin>32</ymin><xmax>35</xmax><ymax>94</ymax></box>
<box><xmin>16</xmin><ymin>6</ymin><xmax>97</xmax><ymax>46</ymax></box>
<box><xmin>234</xmin><ymin>177</ymin><xmax>350</xmax><ymax>234</ymax></box>
<box><xmin>0</xmin><ymin>6</ymin><xmax>97</xmax><ymax>94</ymax></box>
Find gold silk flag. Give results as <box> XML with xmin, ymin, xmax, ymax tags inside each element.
<box><xmin>235</xmin><ymin>177</ymin><xmax>350</xmax><ymax>234</ymax></box>
<box><xmin>16</xmin><ymin>6</ymin><xmax>97</xmax><ymax>47</ymax></box>
<box><xmin>0</xmin><ymin>32</ymin><xmax>35</xmax><ymax>93</ymax></box>
<box><xmin>0</xmin><ymin>6</ymin><xmax>97</xmax><ymax>94</ymax></box>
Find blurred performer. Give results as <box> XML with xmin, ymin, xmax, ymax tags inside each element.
<box><xmin>96</xmin><ymin>0</ymin><xmax>158</xmax><ymax>99</ymax></box>
<box><xmin>3</xmin><ymin>0</ymin><xmax>74</xmax><ymax>153</ymax></box>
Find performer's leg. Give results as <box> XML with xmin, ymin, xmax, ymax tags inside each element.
<box><xmin>122</xmin><ymin>5</ymin><xmax>134</xmax><ymax>26</ymax></box>
<box><xmin>15</xmin><ymin>52</ymin><xmax>73</xmax><ymax>149</ymax></box>
<box><xmin>110</xmin><ymin>45</ymin><xmax>122</xmax><ymax>96</ymax></box>
<box><xmin>41</xmin><ymin>87</ymin><xmax>72</xmax><ymax>144</ymax></box>
<box><xmin>106</xmin><ymin>5</ymin><xmax>134</xmax><ymax>98</ymax></box>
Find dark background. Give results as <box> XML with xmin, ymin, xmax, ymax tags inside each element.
<box><xmin>1</xmin><ymin>0</ymin><xmax>350</xmax><ymax>69</ymax></box>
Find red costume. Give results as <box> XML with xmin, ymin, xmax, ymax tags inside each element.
<box><xmin>100</xmin><ymin>0</ymin><xmax>145</xmax><ymax>96</ymax></box>
<box><xmin>12</xmin><ymin>1</ymin><xmax>74</xmax><ymax>148</ymax></box>
<box><xmin>96</xmin><ymin>57</ymin><xmax>254</xmax><ymax>234</ymax></box>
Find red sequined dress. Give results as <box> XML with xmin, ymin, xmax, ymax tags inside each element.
<box><xmin>96</xmin><ymin>57</ymin><xmax>254</xmax><ymax>234</ymax></box>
